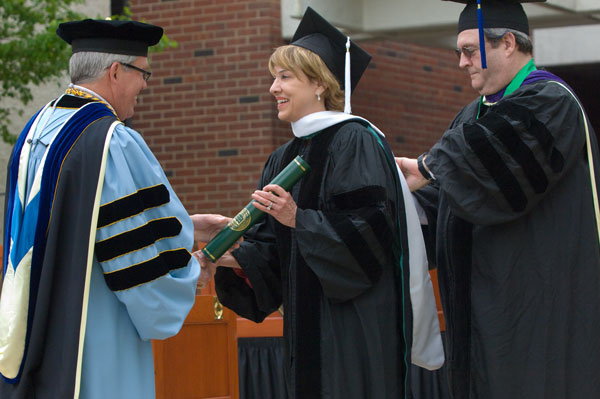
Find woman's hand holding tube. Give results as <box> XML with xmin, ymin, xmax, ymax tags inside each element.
<box><xmin>252</xmin><ymin>184</ymin><xmax>298</xmax><ymax>228</ymax></box>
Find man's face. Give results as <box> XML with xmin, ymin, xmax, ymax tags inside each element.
<box><xmin>457</xmin><ymin>29</ymin><xmax>508</xmax><ymax>96</ymax></box>
<box><xmin>112</xmin><ymin>57</ymin><xmax>149</xmax><ymax>120</ymax></box>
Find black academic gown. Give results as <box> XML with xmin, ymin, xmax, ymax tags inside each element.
<box><xmin>416</xmin><ymin>79</ymin><xmax>600</xmax><ymax>398</ymax></box>
<box><xmin>215</xmin><ymin>121</ymin><xmax>413</xmax><ymax>399</ymax></box>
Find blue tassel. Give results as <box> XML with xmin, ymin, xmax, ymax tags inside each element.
<box><xmin>477</xmin><ymin>0</ymin><xmax>487</xmax><ymax>69</ymax></box>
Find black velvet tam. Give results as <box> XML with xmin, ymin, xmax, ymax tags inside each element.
<box><xmin>57</xmin><ymin>19</ymin><xmax>163</xmax><ymax>57</ymax></box>
<box><xmin>443</xmin><ymin>0</ymin><xmax>546</xmax><ymax>35</ymax></box>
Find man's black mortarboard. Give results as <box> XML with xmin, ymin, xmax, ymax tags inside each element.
<box><xmin>57</xmin><ymin>19</ymin><xmax>163</xmax><ymax>57</ymax></box>
<box><xmin>291</xmin><ymin>7</ymin><xmax>371</xmax><ymax>113</ymax></box>
<box><xmin>443</xmin><ymin>0</ymin><xmax>545</xmax><ymax>68</ymax></box>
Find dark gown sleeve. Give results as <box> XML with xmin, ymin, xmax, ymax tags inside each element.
<box><xmin>214</xmin><ymin>150</ymin><xmax>284</xmax><ymax>323</ymax></box>
<box><xmin>295</xmin><ymin>123</ymin><xmax>398</xmax><ymax>302</ymax></box>
<box><xmin>426</xmin><ymin>83</ymin><xmax>586</xmax><ymax>225</ymax></box>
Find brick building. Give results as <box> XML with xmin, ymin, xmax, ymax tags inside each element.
<box><xmin>129</xmin><ymin>0</ymin><xmax>476</xmax><ymax>217</ymax></box>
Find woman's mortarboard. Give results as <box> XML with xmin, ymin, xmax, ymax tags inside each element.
<box><xmin>56</xmin><ymin>19</ymin><xmax>163</xmax><ymax>57</ymax></box>
<box><xmin>290</xmin><ymin>7</ymin><xmax>371</xmax><ymax>113</ymax></box>
<box><xmin>443</xmin><ymin>0</ymin><xmax>546</xmax><ymax>68</ymax></box>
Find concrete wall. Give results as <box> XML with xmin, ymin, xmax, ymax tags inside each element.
<box><xmin>534</xmin><ymin>24</ymin><xmax>600</xmax><ymax>66</ymax></box>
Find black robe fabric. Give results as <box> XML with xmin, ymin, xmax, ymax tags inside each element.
<box><xmin>215</xmin><ymin>121</ymin><xmax>413</xmax><ymax>399</ymax></box>
<box><xmin>1</xmin><ymin>98</ymin><xmax>117</xmax><ymax>398</ymax></box>
<box><xmin>415</xmin><ymin>79</ymin><xmax>600</xmax><ymax>398</ymax></box>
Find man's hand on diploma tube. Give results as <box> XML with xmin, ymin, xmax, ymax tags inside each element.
<box><xmin>190</xmin><ymin>213</ymin><xmax>231</xmax><ymax>242</ymax></box>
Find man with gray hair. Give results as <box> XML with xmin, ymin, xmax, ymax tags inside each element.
<box><xmin>397</xmin><ymin>0</ymin><xmax>600</xmax><ymax>398</ymax></box>
<box><xmin>0</xmin><ymin>19</ymin><xmax>227</xmax><ymax>399</ymax></box>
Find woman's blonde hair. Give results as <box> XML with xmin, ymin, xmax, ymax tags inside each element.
<box><xmin>268</xmin><ymin>45</ymin><xmax>345</xmax><ymax>111</ymax></box>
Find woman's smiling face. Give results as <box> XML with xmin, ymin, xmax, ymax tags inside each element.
<box><xmin>269</xmin><ymin>65</ymin><xmax>325</xmax><ymax>123</ymax></box>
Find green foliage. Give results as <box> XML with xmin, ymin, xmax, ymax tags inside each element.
<box><xmin>0</xmin><ymin>0</ymin><xmax>84</xmax><ymax>143</ymax></box>
<box><xmin>0</xmin><ymin>1</ymin><xmax>177</xmax><ymax>143</ymax></box>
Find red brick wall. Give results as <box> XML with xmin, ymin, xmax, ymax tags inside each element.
<box><xmin>131</xmin><ymin>0</ymin><xmax>476</xmax><ymax>216</ymax></box>
<box><xmin>353</xmin><ymin>40</ymin><xmax>476</xmax><ymax>156</ymax></box>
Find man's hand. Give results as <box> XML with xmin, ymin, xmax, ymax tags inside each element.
<box><xmin>193</xmin><ymin>250</ymin><xmax>217</xmax><ymax>289</ymax></box>
<box><xmin>395</xmin><ymin>157</ymin><xmax>430</xmax><ymax>192</ymax></box>
<box><xmin>190</xmin><ymin>214</ymin><xmax>230</xmax><ymax>243</ymax></box>
<box><xmin>193</xmin><ymin>247</ymin><xmax>242</xmax><ymax>289</ymax></box>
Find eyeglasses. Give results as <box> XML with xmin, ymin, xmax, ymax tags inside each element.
<box><xmin>454</xmin><ymin>46</ymin><xmax>479</xmax><ymax>60</ymax></box>
<box><xmin>119</xmin><ymin>62</ymin><xmax>152</xmax><ymax>81</ymax></box>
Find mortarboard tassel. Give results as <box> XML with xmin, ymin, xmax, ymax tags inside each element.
<box><xmin>344</xmin><ymin>36</ymin><xmax>351</xmax><ymax>114</ymax></box>
<box><xmin>477</xmin><ymin>0</ymin><xmax>487</xmax><ymax>69</ymax></box>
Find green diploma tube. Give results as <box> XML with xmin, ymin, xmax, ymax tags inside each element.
<box><xmin>201</xmin><ymin>155</ymin><xmax>311</xmax><ymax>262</ymax></box>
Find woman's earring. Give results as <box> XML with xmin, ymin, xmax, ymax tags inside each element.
<box><xmin>317</xmin><ymin>93</ymin><xmax>321</xmax><ymax>101</ymax></box>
